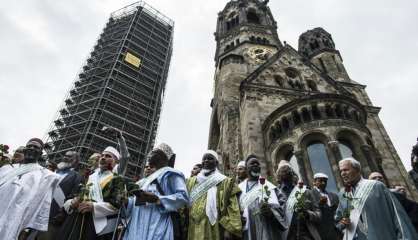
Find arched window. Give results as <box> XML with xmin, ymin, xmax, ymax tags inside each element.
<box><xmin>292</xmin><ymin>111</ymin><xmax>302</xmax><ymax>126</ymax></box>
<box><xmin>335</xmin><ymin>105</ymin><xmax>343</xmax><ymax>118</ymax></box>
<box><xmin>288</xmin><ymin>80</ymin><xmax>295</xmax><ymax>88</ymax></box>
<box><xmin>311</xmin><ymin>104</ymin><xmax>321</xmax><ymax>120</ymax></box>
<box><xmin>295</xmin><ymin>80</ymin><xmax>304</xmax><ymax>90</ymax></box>
<box><xmin>307</xmin><ymin>142</ymin><xmax>338</xmax><ymax>191</ymax></box>
<box><xmin>270</xmin><ymin>122</ymin><xmax>282</xmax><ymax>141</ymax></box>
<box><xmin>274</xmin><ymin>75</ymin><xmax>284</xmax><ymax>87</ymax></box>
<box><xmin>226</xmin><ymin>22</ymin><xmax>231</xmax><ymax>31</ymax></box>
<box><xmin>285</xmin><ymin>67</ymin><xmax>299</xmax><ymax>79</ymax></box>
<box><xmin>348</xmin><ymin>110</ymin><xmax>357</xmax><ymax>121</ymax></box>
<box><xmin>307</xmin><ymin>80</ymin><xmax>318</xmax><ymax>91</ymax></box>
<box><xmin>282</xmin><ymin>117</ymin><xmax>290</xmax><ymax>131</ymax></box>
<box><xmin>309</xmin><ymin>40</ymin><xmax>320</xmax><ymax>50</ymax></box>
<box><xmin>343</xmin><ymin>106</ymin><xmax>350</xmax><ymax>119</ymax></box>
<box><xmin>325</xmin><ymin>105</ymin><xmax>334</xmax><ymax>118</ymax></box>
<box><xmin>302</xmin><ymin>108</ymin><xmax>312</xmax><ymax>122</ymax></box>
<box><xmin>275</xmin><ymin>122</ymin><xmax>282</xmax><ymax>135</ymax></box>
<box><xmin>247</xmin><ymin>11</ymin><xmax>260</xmax><ymax>24</ymax></box>
<box><xmin>338</xmin><ymin>140</ymin><xmax>354</xmax><ymax>159</ymax></box>
<box><xmin>234</xmin><ymin>16</ymin><xmax>240</xmax><ymax>26</ymax></box>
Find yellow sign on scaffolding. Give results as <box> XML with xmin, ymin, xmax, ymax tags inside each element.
<box><xmin>124</xmin><ymin>52</ymin><xmax>141</xmax><ymax>68</ymax></box>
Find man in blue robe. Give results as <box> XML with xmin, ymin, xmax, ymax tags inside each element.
<box><xmin>123</xmin><ymin>143</ymin><xmax>189</xmax><ymax>240</ymax></box>
<box><xmin>336</xmin><ymin>157</ymin><xmax>418</xmax><ymax>240</ymax></box>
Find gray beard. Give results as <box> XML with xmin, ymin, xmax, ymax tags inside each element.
<box><xmin>250</xmin><ymin>171</ymin><xmax>261</xmax><ymax>177</ymax></box>
<box><xmin>202</xmin><ymin>169</ymin><xmax>215</xmax><ymax>174</ymax></box>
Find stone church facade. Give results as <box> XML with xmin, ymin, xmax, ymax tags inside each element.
<box><xmin>208</xmin><ymin>0</ymin><xmax>417</xmax><ymax>198</ymax></box>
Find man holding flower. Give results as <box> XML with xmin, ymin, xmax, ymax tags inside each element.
<box><xmin>311</xmin><ymin>173</ymin><xmax>340</xmax><ymax>240</ymax></box>
<box><xmin>238</xmin><ymin>154</ymin><xmax>287</xmax><ymax>240</ymax></box>
<box><xmin>278</xmin><ymin>160</ymin><xmax>321</xmax><ymax>240</ymax></box>
<box><xmin>60</xmin><ymin>127</ymin><xmax>130</xmax><ymax>240</ymax></box>
<box><xmin>336</xmin><ymin>157</ymin><xmax>418</xmax><ymax>240</ymax></box>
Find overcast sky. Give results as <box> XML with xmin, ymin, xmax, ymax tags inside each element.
<box><xmin>0</xmin><ymin>0</ymin><xmax>417</xmax><ymax>176</ymax></box>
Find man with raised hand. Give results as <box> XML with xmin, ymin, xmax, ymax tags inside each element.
<box><xmin>187</xmin><ymin>150</ymin><xmax>242</xmax><ymax>240</ymax></box>
<box><xmin>279</xmin><ymin>160</ymin><xmax>321</xmax><ymax>240</ymax></box>
<box><xmin>336</xmin><ymin>157</ymin><xmax>418</xmax><ymax>240</ymax></box>
<box><xmin>60</xmin><ymin>127</ymin><xmax>129</xmax><ymax>240</ymax></box>
<box><xmin>311</xmin><ymin>173</ymin><xmax>340</xmax><ymax>240</ymax></box>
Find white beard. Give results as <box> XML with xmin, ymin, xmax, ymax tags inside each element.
<box><xmin>57</xmin><ymin>162</ymin><xmax>72</xmax><ymax>170</ymax></box>
<box><xmin>250</xmin><ymin>171</ymin><xmax>261</xmax><ymax>177</ymax></box>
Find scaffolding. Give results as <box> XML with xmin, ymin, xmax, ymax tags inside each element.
<box><xmin>44</xmin><ymin>1</ymin><xmax>174</xmax><ymax>177</ymax></box>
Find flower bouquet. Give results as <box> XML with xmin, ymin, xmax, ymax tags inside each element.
<box><xmin>342</xmin><ymin>185</ymin><xmax>355</xmax><ymax>219</ymax></box>
<box><xmin>252</xmin><ymin>177</ymin><xmax>272</xmax><ymax>217</ymax></box>
<box><xmin>294</xmin><ymin>181</ymin><xmax>307</xmax><ymax>220</ymax></box>
<box><xmin>259</xmin><ymin>177</ymin><xmax>271</xmax><ymax>203</ymax></box>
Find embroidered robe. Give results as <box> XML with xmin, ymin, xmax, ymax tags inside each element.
<box><xmin>186</xmin><ymin>176</ymin><xmax>242</xmax><ymax>240</ymax></box>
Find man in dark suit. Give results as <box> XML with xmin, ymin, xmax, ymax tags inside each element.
<box><xmin>311</xmin><ymin>173</ymin><xmax>341</xmax><ymax>240</ymax></box>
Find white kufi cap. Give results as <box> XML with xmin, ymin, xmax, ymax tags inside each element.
<box><xmin>103</xmin><ymin>146</ymin><xmax>120</xmax><ymax>160</ymax></box>
<box><xmin>204</xmin><ymin>150</ymin><xmax>219</xmax><ymax>161</ymax></box>
<box><xmin>314</xmin><ymin>173</ymin><xmax>329</xmax><ymax>179</ymax></box>
<box><xmin>237</xmin><ymin>161</ymin><xmax>246</xmax><ymax>167</ymax></box>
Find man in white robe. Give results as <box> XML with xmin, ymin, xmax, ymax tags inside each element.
<box><xmin>336</xmin><ymin>157</ymin><xmax>418</xmax><ymax>240</ymax></box>
<box><xmin>239</xmin><ymin>155</ymin><xmax>287</xmax><ymax>240</ymax></box>
<box><xmin>0</xmin><ymin>138</ymin><xmax>61</xmax><ymax>240</ymax></box>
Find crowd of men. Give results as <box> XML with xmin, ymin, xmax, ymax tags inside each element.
<box><xmin>1</xmin><ymin>131</ymin><xmax>418</xmax><ymax>240</ymax></box>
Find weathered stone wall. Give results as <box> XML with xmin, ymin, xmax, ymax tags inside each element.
<box><xmin>209</xmin><ymin>0</ymin><xmax>418</xmax><ymax>201</ymax></box>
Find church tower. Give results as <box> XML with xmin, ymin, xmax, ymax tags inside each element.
<box><xmin>208</xmin><ymin>0</ymin><xmax>418</xmax><ymax>199</ymax></box>
<box><xmin>209</xmin><ymin>0</ymin><xmax>281</xmax><ymax>172</ymax></box>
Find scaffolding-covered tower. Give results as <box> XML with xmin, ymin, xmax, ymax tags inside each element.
<box><xmin>44</xmin><ymin>1</ymin><xmax>174</xmax><ymax>177</ymax></box>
